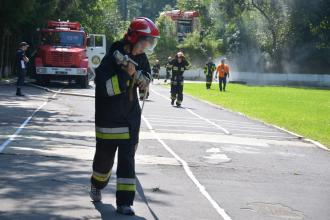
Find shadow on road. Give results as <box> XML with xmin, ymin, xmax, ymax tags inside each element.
<box><xmin>93</xmin><ymin>202</ymin><xmax>147</xmax><ymax>220</ymax></box>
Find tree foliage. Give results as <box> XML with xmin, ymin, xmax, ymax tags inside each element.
<box><xmin>0</xmin><ymin>0</ymin><xmax>329</xmax><ymax>78</ymax></box>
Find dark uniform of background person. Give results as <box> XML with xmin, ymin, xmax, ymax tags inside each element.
<box><xmin>164</xmin><ymin>56</ymin><xmax>172</xmax><ymax>83</ymax></box>
<box><xmin>90</xmin><ymin>17</ymin><xmax>159</xmax><ymax>215</ymax></box>
<box><xmin>169</xmin><ymin>52</ymin><xmax>191</xmax><ymax>107</ymax></box>
<box><xmin>16</xmin><ymin>42</ymin><xmax>29</xmax><ymax>96</ymax></box>
<box><xmin>204</xmin><ymin>57</ymin><xmax>216</xmax><ymax>89</ymax></box>
<box><xmin>152</xmin><ymin>59</ymin><xmax>160</xmax><ymax>81</ymax></box>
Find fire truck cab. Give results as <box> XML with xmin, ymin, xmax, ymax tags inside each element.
<box><xmin>34</xmin><ymin>20</ymin><xmax>106</xmax><ymax>88</ymax></box>
<box><xmin>162</xmin><ymin>10</ymin><xmax>200</xmax><ymax>42</ymax></box>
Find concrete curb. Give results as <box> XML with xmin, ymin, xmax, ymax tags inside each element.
<box><xmin>183</xmin><ymin>91</ymin><xmax>330</xmax><ymax>152</ymax></box>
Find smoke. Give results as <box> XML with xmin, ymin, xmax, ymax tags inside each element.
<box><xmin>211</xmin><ymin>0</ymin><xmax>330</xmax><ymax>74</ymax></box>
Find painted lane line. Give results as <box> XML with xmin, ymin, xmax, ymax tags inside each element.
<box><xmin>146</xmin><ymin>115</ymin><xmax>199</xmax><ymax>120</ymax></box>
<box><xmin>0</xmin><ymin>91</ymin><xmax>59</xmax><ymax>153</ymax></box>
<box><xmin>231</xmin><ymin>134</ymin><xmax>298</xmax><ymax>139</ymax></box>
<box><xmin>147</xmin><ymin>118</ymin><xmax>207</xmax><ymax>125</ymax></box>
<box><xmin>153</xmin><ymin>128</ymin><xmax>225</xmax><ymax>135</ymax></box>
<box><xmin>149</xmin><ymin>88</ymin><xmax>172</xmax><ymax>101</ymax></box>
<box><xmin>186</xmin><ymin>109</ymin><xmax>230</xmax><ymax>135</ymax></box>
<box><xmin>142</xmin><ymin>115</ymin><xmax>232</xmax><ymax>220</ymax></box>
<box><xmin>150</xmin><ymin>88</ymin><xmax>230</xmax><ymax>135</ymax></box>
<box><xmin>152</xmin><ymin>124</ymin><xmax>214</xmax><ymax>129</ymax></box>
<box><xmin>229</xmin><ymin>128</ymin><xmax>290</xmax><ymax>134</ymax></box>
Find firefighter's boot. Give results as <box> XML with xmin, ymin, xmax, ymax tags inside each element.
<box><xmin>117</xmin><ymin>205</ymin><xmax>135</xmax><ymax>216</ymax></box>
<box><xmin>171</xmin><ymin>99</ymin><xmax>175</xmax><ymax>105</ymax></box>
<box><xmin>90</xmin><ymin>185</ymin><xmax>102</xmax><ymax>202</ymax></box>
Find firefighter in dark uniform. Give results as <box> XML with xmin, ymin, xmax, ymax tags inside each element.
<box><xmin>90</xmin><ymin>17</ymin><xmax>159</xmax><ymax>216</ymax></box>
<box><xmin>204</xmin><ymin>57</ymin><xmax>216</xmax><ymax>89</ymax></box>
<box><xmin>152</xmin><ymin>59</ymin><xmax>161</xmax><ymax>81</ymax></box>
<box><xmin>169</xmin><ymin>52</ymin><xmax>191</xmax><ymax>107</ymax></box>
<box><xmin>164</xmin><ymin>56</ymin><xmax>172</xmax><ymax>83</ymax></box>
<box><xmin>16</xmin><ymin>42</ymin><xmax>29</xmax><ymax>96</ymax></box>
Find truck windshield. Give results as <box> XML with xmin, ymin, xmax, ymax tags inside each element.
<box><xmin>42</xmin><ymin>31</ymin><xmax>84</xmax><ymax>47</ymax></box>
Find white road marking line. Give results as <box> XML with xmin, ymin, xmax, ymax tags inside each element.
<box><xmin>142</xmin><ymin>115</ymin><xmax>232</xmax><ymax>220</ymax></box>
<box><xmin>186</xmin><ymin>109</ymin><xmax>230</xmax><ymax>135</ymax></box>
<box><xmin>148</xmin><ymin>118</ymin><xmax>206</xmax><ymax>125</ymax></box>
<box><xmin>206</xmin><ymin>148</ymin><xmax>222</xmax><ymax>153</ymax></box>
<box><xmin>0</xmin><ymin>91</ymin><xmax>59</xmax><ymax>153</ymax></box>
<box><xmin>147</xmin><ymin>116</ymin><xmax>267</xmax><ymax>130</ymax></box>
<box><xmin>151</xmin><ymin>128</ymin><xmax>224</xmax><ymax>135</ymax></box>
<box><xmin>211</xmin><ymin>122</ymin><xmax>267</xmax><ymax>129</ymax></box>
<box><xmin>146</xmin><ymin>115</ymin><xmax>199</xmax><ymax>120</ymax></box>
<box><xmin>229</xmin><ymin>128</ymin><xmax>286</xmax><ymax>134</ymax></box>
<box><xmin>150</xmin><ymin>88</ymin><xmax>230</xmax><ymax>135</ymax></box>
<box><xmin>152</xmin><ymin>124</ymin><xmax>214</xmax><ymax>129</ymax></box>
<box><xmin>204</xmin><ymin>118</ymin><xmax>265</xmax><ymax>126</ymax></box>
<box><xmin>231</xmin><ymin>134</ymin><xmax>297</xmax><ymax>139</ymax></box>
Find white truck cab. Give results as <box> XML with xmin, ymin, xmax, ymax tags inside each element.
<box><xmin>87</xmin><ymin>34</ymin><xmax>107</xmax><ymax>81</ymax></box>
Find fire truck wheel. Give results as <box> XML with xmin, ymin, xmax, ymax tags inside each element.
<box><xmin>78</xmin><ymin>75</ymin><xmax>89</xmax><ymax>88</ymax></box>
<box><xmin>36</xmin><ymin>75</ymin><xmax>49</xmax><ymax>86</ymax></box>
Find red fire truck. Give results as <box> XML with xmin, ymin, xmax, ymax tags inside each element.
<box><xmin>162</xmin><ymin>10</ymin><xmax>200</xmax><ymax>41</ymax></box>
<box><xmin>34</xmin><ymin>20</ymin><xmax>106</xmax><ymax>88</ymax></box>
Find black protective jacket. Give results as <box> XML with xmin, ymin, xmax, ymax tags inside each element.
<box><xmin>95</xmin><ymin>40</ymin><xmax>151</xmax><ymax>145</ymax></box>
<box><xmin>169</xmin><ymin>58</ymin><xmax>191</xmax><ymax>84</ymax></box>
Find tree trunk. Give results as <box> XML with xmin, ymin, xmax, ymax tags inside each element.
<box><xmin>4</xmin><ymin>32</ymin><xmax>11</xmax><ymax>77</ymax></box>
<box><xmin>0</xmin><ymin>30</ymin><xmax>6</xmax><ymax>78</ymax></box>
<box><xmin>251</xmin><ymin>0</ymin><xmax>277</xmax><ymax>52</ymax></box>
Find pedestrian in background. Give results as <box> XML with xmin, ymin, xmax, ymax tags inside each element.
<box><xmin>215</xmin><ymin>58</ymin><xmax>230</xmax><ymax>92</ymax></box>
<box><xmin>204</xmin><ymin>57</ymin><xmax>216</xmax><ymax>89</ymax></box>
<box><xmin>169</xmin><ymin>52</ymin><xmax>191</xmax><ymax>107</ymax></box>
<box><xmin>16</xmin><ymin>42</ymin><xmax>29</xmax><ymax>96</ymax></box>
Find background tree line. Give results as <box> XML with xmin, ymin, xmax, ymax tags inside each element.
<box><xmin>0</xmin><ymin>0</ymin><xmax>329</xmax><ymax>79</ymax></box>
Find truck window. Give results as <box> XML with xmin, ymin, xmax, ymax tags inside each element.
<box><xmin>41</xmin><ymin>31</ymin><xmax>85</xmax><ymax>47</ymax></box>
<box><xmin>95</xmin><ymin>36</ymin><xmax>103</xmax><ymax>47</ymax></box>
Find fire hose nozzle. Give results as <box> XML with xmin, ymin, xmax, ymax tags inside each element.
<box><xmin>113</xmin><ymin>50</ymin><xmax>138</xmax><ymax>67</ymax></box>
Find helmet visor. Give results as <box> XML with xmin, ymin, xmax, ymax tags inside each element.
<box><xmin>143</xmin><ymin>37</ymin><xmax>158</xmax><ymax>54</ymax></box>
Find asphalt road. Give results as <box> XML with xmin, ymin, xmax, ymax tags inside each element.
<box><xmin>0</xmin><ymin>80</ymin><xmax>329</xmax><ymax>220</ymax></box>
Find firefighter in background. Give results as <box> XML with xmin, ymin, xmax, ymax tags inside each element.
<box><xmin>169</xmin><ymin>52</ymin><xmax>191</xmax><ymax>107</ymax></box>
<box><xmin>204</xmin><ymin>57</ymin><xmax>216</xmax><ymax>89</ymax></box>
<box><xmin>215</xmin><ymin>58</ymin><xmax>230</xmax><ymax>92</ymax></box>
<box><xmin>164</xmin><ymin>56</ymin><xmax>172</xmax><ymax>83</ymax></box>
<box><xmin>16</xmin><ymin>42</ymin><xmax>29</xmax><ymax>96</ymax></box>
<box><xmin>90</xmin><ymin>17</ymin><xmax>159</xmax><ymax>216</ymax></box>
<box><xmin>152</xmin><ymin>59</ymin><xmax>161</xmax><ymax>81</ymax></box>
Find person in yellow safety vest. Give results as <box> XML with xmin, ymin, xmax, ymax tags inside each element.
<box><xmin>215</xmin><ymin>58</ymin><xmax>230</xmax><ymax>92</ymax></box>
<box><xmin>169</xmin><ymin>51</ymin><xmax>191</xmax><ymax>107</ymax></box>
<box><xmin>204</xmin><ymin>57</ymin><xmax>216</xmax><ymax>89</ymax></box>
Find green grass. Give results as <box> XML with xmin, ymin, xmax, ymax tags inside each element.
<box><xmin>182</xmin><ymin>83</ymin><xmax>330</xmax><ymax>148</ymax></box>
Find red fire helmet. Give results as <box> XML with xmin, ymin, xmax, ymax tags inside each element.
<box><xmin>125</xmin><ymin>17</ymin><xmax>160</xmax><ymax>53</ymax></box>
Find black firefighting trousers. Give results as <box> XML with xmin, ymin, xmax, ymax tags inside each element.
<box><xmin>91</xmin><ymin>140</ymin><xmax>136</xmax><ymax>206</ymax></box>
<box><xmin>171</xmin><ymin>81</ymin><xmax>184</xmax><ymax>104</ymax></box>
<box><xmin>206</xmin><ymin>74</ymin><xmax>212</xmax><ymax>89</ymax></box>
